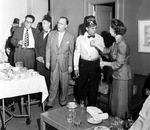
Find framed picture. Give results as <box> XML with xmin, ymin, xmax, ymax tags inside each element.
<box><xmin>138</xmin><ymin>20</ymin><xmax>150</xmax><ymax>53</ymax></box>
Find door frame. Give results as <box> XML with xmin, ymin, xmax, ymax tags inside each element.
<box><xmin>84</xmin><ymin>0</ymin><xmax>124</xmax><ymax>21</ymax></box>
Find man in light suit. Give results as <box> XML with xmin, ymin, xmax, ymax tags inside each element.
<box><xmin>45</xmin><ymin>17</ymin><xmax>75</xmax><ymax>110</ymax></box>
<box><xmin>11</xmin><ymin>14</ymin><xmax>39</xmax><ymax>69</ymax></box>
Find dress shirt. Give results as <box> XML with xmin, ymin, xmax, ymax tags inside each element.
<box><xmin>22</xmin><ymin>28</ymin><xmax>35</xmax><ymax>48</ymax></box>
<box><xmin>43</xmin><ymin>29</ymin><xmax>50</xmax><ymax>39</ymax></box>
<box><xmin>58</xmin><ymin>31</ymin><xmax>65</xmax><ymax>47</ymax></box>
<box><xmin>74</xmin><ymin>32</ymin><xmax>105</xmax><ymax>70</ymax></box>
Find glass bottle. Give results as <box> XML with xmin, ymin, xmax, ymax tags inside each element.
<box><xmin>123</xmin><ymin>112</ymin><xmax>130</xmax><ymax>130</ymax></box>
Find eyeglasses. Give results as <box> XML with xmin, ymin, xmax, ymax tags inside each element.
<box><xmin>25</xmin><ymin>20</ymin><xmax>32</xmax><ymax>24</ymax></box>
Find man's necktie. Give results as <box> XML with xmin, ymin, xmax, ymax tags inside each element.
<box><xmin>24</xmin><ymin>29</ymin><xmax>29</xmax><ymax>47</ymax></box>
<box><xmin>43</xmin><ymin>30</ymin><xmax>48</xmax><ymax>33</ymax></box>
<box><xmin>87</xmin><ymin>35</ymin><xmax>95</xmax><ymax>38</ymax></box>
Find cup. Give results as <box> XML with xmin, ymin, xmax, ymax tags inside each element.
<box><xmin>80</xmin><ymin>100</ymin><xmax>85</xmax><ymax>108</ymax></box>
<box><xmin>66</xmin><ymin>109</ymin><xmax>73</xmax><ymax>123</ymax></box>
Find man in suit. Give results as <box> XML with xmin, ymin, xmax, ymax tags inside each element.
<box><xmin>11</xmin><ymin>14</ymin><xmax>39</xmax><ymax>69</ymax></box>
<box><xmin>35</xmin><ymin>15</ymin><xmax>51</xmax><ymax>90</ymax></box>
<box><xmin>45</xmin><ymin>17</ymin><xmax>75</xmax><ymax>110</ymax></box>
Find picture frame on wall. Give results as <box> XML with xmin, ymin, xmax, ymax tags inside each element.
<box><xmin>138</xmin><ymin>20</ymin><xmax>150</xmax><ymax>53</ymax></box>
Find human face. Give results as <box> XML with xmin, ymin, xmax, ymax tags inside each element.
<box><xmin>57</xmin><ymin>18</ymin><xmax>68</xmax><ymax>32</ymax></box>
<box><xmin>42</xmin><ymin>20</ymin><xmax>50</xmax><ymax>31</ymax></box>
<box><xmin>24</xmin><ymin>17</ymin><xmax>33</xmax><ymax>29</ymax></box>
<box><xmin>109</xmin><ymin>26</ymin><xmax>115</xmax><ymax>37</ymax></box>
<box><xmin>86</xmin><ymin>26</ymin><xmax>97</xmax><ymax>36</ymax></box>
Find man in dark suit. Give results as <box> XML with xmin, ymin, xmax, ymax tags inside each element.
<box><xmin>45</xmin><ymin>17</ymin><xmax>75</xmax><ymax>110</ymax></box>
<box><xmin>11</xmin><ymin>14</ymin><xmax>39</xmax><ymax>69</ymax></box>
<box><xmin>35</xmin><ymin>15</ymin><xmax>51</xmax><ymax>90</ymax></box>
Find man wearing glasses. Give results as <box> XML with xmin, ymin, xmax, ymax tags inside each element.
<box><xmin>11</xmin><ymin>14</ymin><xmax>39</xmax><ymax>69</ymax></box>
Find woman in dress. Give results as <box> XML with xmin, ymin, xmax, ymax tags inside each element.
<box><xmin>92</xmin><ymin>19</ymin><xmax>133</xmax><ymax>118</ymax></box>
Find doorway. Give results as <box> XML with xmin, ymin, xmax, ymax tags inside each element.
<box><xmin>84</xmin><ymin>0</ymin><xmax>124</xmax><ymax>21</ymax></box>
<box><xmin>95</xmin><ymin>3</ymin><xmax>115</xmax><ymax>34</ymax></box>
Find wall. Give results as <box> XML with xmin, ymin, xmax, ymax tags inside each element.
<box><xmin>50</xmin><ymin>0</ymin><xmax>84</xmax><ymax>37</ymax></box>
<box><xmin>0</xmin><ymin>0</ymin><xmax>48</xmax><ymax>48</ymax></box>
<box><xmin>124</xmin><ymin>0</ymin><xmax>150</xmax><ymax>76</ymax></box>
<box><xmin>0</xmin><ymin>0</ymin><xmax>27</xmax><ymax>43</ymax></box>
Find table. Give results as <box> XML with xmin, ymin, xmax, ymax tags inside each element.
<box><xmin>40</xmin><ymin>106</ymin><xmax>113</xmax><ymax>130</ymax></box>
<box><xmin>0</xmin><ymin>75</ymin><xmax>48</xmax><ymax>129</ymax></box>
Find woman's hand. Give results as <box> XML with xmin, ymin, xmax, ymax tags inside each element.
<box><xmin>100</xmin><ymin>61</ymin><xmax>112</xmax><ymax>68</ymax></box>
<box><xmin>90</xmin><ymin>40</ymin><xmax>104</xmax><ymax>52</ymax></box>
<box><xmin>100</xmin><ymin>61</ymin><xmax>105</xmax><ymax>68</ymax></box>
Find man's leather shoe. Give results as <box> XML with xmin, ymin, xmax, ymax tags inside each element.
<box><xmin>45</xmin><ymin>105</ymin><xmax>53</xmax><ymax>111</ymax></box>
<box><xmin>60</xmin><ymin>103</ymin><xmax>66</xmax><ymax>107</ymax></box>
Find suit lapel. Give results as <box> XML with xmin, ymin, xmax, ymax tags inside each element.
<box><xmin>55</xmin><ymin>32</ymin><xmax>59</xmax><ymax>49</ymax></box>
<box><xmin>20</xmin><ymin>28</ymin><xmax>24</xmax><ymax>39</ymax></box>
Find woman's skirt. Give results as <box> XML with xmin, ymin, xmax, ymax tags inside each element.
<box><xmin>110</xmin><ymin>78</ymin><xmax>133</xmax><ymax>118</ymax></box>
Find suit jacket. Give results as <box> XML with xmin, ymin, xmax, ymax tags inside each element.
<box><xmin>35</xmin><ymin>31</ymin><xmax>48</xmax><ymax>60</ymax></box>
<box><xmin>46</xmin><ymin>30</ymin><xmax>75</xmax><ymax>72</ymax></box>
<box><xmin>11</xmin><ymin>27</ymin><xmax>39</xmax><ymax>62</ymax></box>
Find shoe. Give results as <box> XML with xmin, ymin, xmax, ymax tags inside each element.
<box><xmin>45</xmin><ymin>105</ymin><xmax>53</xmax><ymax>111</ymax></box>
<box><xmin>60</xmin><ymin>104</ymin><xmax>67</xmax><ymax>107</ymax></box>
<box><xmin>60</xmin><ymin>103</ymin><xmax>66</xmax><ymax>107</ymax></box>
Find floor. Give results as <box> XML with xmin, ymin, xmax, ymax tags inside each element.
<box><xmin>1</xmin><ymin>94</ymin><xmax>74</xmax><ymax>130</ymax></box>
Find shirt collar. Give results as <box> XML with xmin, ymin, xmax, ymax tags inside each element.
<box><xmin>116</xmin><ymin>35</ymin><xmax>124</xmax><ymax>43</ymax></box>
<box><xmin>24</xmin><ymin>27</ymin><xmax>31</xmax><ymax>31</ymax></box>
<box><xmin>84</xmin><ymin>32</ymin><xmax>96</xmax><ymax>38</ymax></box>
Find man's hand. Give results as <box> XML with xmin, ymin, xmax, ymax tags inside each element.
<box><xmin>74</xmin><ymin>70</ymin><xmax>79</xmax><ymax>78</ymax></box>
<box><xmin>68</xmin><ymin>66</ymin><xmax>72</xmax><ymax>73</ymax></box>
<box><xmin>45</xmin><ymin>62</ymin><xmax>50</xmax><ymax>69</ymax></box>
<box><xmin>36</xmin><ymin>56</ymin><xmax>44</xmax><ymax>63</ymax></box>
<box><xmin>18</xmin><ymin>40</ymin><xmax>24</xmax><ymax>46</ymax></box>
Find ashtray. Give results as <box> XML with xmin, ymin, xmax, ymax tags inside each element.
<box><xmin>74</xmin><ymin>120</ymin><xmax>84</xmax><ymax>127</ymax></box>
<box><xmin>67</xmin><ymin>102</ymin><xmax>77</xmax><ymax>109</ymax></box>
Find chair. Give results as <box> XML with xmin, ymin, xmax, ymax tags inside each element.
<box><xmin>97</xmin><ymin>72</ymin><xmax>110</xmax><ymax>112</ymax></box>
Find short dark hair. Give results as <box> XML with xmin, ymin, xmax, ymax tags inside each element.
<box><xmin>60</xmin><ymin>17</ymin><xmax>69</xmax><ymax>25</ymax></box>
<box><xmin>13</xmin><ymin>18</ymin><xmax>20</xmax><ymax>24</ymax></box>
<box><xmin>25</xmin><ymin>14</ymin><xmax>35</xmax><ymax>23</ymax></box>
<box><xmin>110</xmin><ymin>19</ymin><xmax>127</xmax><ymax>35</ymax></box>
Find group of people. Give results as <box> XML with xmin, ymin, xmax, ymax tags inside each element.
<box><xmin>2</xmin><ymin>14</ymin><xmax>133</xmax><ymax>119</ymax></box>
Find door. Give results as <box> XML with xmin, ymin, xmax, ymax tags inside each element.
<box><xmin>95</xmin><ymin>5</ymin><xmax>112</xmax><ymax>35</ymax></box>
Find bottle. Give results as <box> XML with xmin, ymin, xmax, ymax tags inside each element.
<box><xmin>66</xmin><ymin>108</ymin><xmax>73</xmax><ymax>123</ymax></box>
<box><xmin>80</xmin><ymin>100</ymin><xmax>85</xmax><ymax>108</ymax></box>
<box><xmin>123</xmin><ymin>112</ymin><xmax>130</xmax><ymax>130</ymax></box>
<box><xmin>72</xmin><ymin>98</ymin><xmax>77</xmax><ymax>117</ymax></box>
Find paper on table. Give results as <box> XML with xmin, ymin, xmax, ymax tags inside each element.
<box><xmin>87</xmin><ymin>106</ymin><xmax>109</xmax><ymax>121</ymax></box>
<box><xmin>91</xmin><ymin>113</ymin><xmax>109</xmax><ymax>121</ymax></box>
<box><xmin>87</xmin><ymin>106</ymin><xmax>103</xmax><ymax>115</ymax></box>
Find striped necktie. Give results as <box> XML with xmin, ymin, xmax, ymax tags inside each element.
<box><xmin>24</xmin><ymin>29</ymin><xmax>29</xmax><ymax>47</ymax></box>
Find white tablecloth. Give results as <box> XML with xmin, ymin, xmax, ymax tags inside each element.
<box><xmin>0</xmin><ymin>75</ymin><xmax>48</xmax><ymax>102</ymax></box>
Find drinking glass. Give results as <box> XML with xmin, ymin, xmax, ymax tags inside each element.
<box><xmin>80</xmin><ymin>100</ymin><xmax>85</xmax><ymax>108</ymax></box>
<box><xmin>66</xmin><ymin>109</ymin><xmax>73</xmax><ymax>123</ymax></box>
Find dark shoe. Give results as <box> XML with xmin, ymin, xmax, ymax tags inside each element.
<box><xmin>45</xmin><ymin>105</ymin><xmax>53</xmax><ymax>111</ymax></box>
<box><xmin>60</xmin><ymin>103</ymin><xmax>66</xmax><ymax>107</ymax></box>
